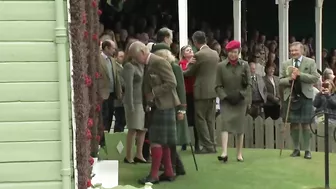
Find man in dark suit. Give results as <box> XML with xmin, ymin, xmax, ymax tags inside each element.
<box><xmin>248</xmin><ymin>62</ymin><xmax>267</xmax><ymax>119</ymax></box>
<box><xmin>128</xmin><ymin>41</ymin><xmax>180</xmax><ymax>184</ymax></box>
<box><xmin>184</xmin><ymin>31</ymin><xmax>219</xmax><ymax>154</ymax></box>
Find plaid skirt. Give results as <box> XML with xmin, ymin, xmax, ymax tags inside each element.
<box><xmin>148</xmin><ymin>108</ymin><xmax>177</xmax><ymax>145</ymax></box>
<box><xmin>282</xmin><ymin>96</ymin><xmax>314</xmax><ymax>124</ymax></box>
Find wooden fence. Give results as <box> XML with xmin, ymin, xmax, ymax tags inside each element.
<box><xmin>189</xmin><ymin>115</ymin><xmax>336</xmax><ymax>153</ymax></box>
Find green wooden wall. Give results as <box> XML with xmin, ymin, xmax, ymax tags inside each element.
<box><xmin>0</xmin><ymin>0</ymin><xmax>73</xmax><ymax>189</ymax></box>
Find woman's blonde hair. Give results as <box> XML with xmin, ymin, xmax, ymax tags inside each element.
<box><xmin>179</xmin><ymin>45</ymin><xmax>191</xmax><ymax>60</ymax></box>
<box><xmin>153</xmin><ymin>49</ymin><xmax>176</xmax><ymax>63</ymax></box>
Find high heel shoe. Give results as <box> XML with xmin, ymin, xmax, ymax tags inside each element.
<box><xmin>134</xmin><ymin>157</ymin><xmax>148</xmax><ymax>164</ymax></box>
<box><xmin>124</xmin><ymin>158</ymin><xmax>136</xmax><ymax>164</ymax></box>
<box><xmin>217</xmin><ymin>156</ymin><xmax>228</xmax><ymax>163</ymax></box>
<box><xmin>237</xmin><ymin>158</ymin><xmax>244</xmax><ymax>162</ymax></box>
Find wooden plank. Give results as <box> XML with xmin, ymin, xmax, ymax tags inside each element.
<box><xmin>0</xmin><ymin>21</ymin><xmax>58</xmax><ymax>42</ymax></box>
<box><xmin>0</xmin><ymin>2</ymin><xmax>67</xmax><ymax>21</ymax></box>
<box><xmin>284</xmin><ymin>124</ymin><xmax>293</xmax><ymax>149</ymax></box>
<box><xmin>0</xmin><ymin>121</ymin><xmax>60</xmax><ymax>142</ymax></box>
<box><xmin>0</xmin><ymin>141</ymin><xmax>61</xmax><ymax>162</ymax></box>
<box><xmin>244</xmin><ymin>115</ymin><xmax>254</xmax><ymax>148</ymax></box>
<box><xmin>275</xmin><ymin>118</ymin><xmax>283</xmax><ymax>149</ymax></box>
<box><xmin>0</xmin><ymin>161</ymin><xmax>61</xmax><ymax>182</ymax></box>
<box><xmin>254</xmin><ymin>116</ymin><xmax>264</xmax><ymax>148</ymax></box>
<box><xmin>0</xmin><ymin>82</ymin><xmax>59</xmax><ymax>102</ymax></box>
<box><xmin>0</xmin><ymin>62</ymin><xmax>58</xmax><ymax>82</ymax></box>
<box><xmin>0</xmin><ymin>42</ymin><xmax>56</xmax><ymax>62</ymax></box>
<box><xmin>0</xmin><ymin>182</ymin><xmax>61</xmax><ymax>189</ymax></box>
<box><xmin>317</xmin><ymin>122</ymin><xmax>325</xmax><ymax>152</ymax></box>
<box><xmin>0</xmin><ymin>102</ymin><xmax>59</xmax><ymax>122</ymax></box>
<box><xmin>264</xmin><ymin>117</ymin><xmax>275</xmax><ymax>149</ymax></box>
<box><xmin>310</xmin><ymin>123</ymin><xmax>317</xmax><ymax>152</ymax></box>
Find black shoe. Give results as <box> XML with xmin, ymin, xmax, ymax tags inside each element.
<box><xmin>124</xmin><ymin>158</ymin><xmax>136</xmax><ymax>164</ymax></box>
<box><xmin>138</xmin><ymin>175</ymin><xmax>159</xmax><ymax>185</ymax></box>
<box><xmin>304</xmin><ymin>151</ymin><xmax>312</xmax><ymax>159</ymax></box>
<box><xmin>159</xmin><ymin>173</ymin><xmax>175</xmax><ymax>182</ymax></box>
<box><xmin>181</xmin><ymin>144</ymin><xmax>187</xmax><ymax>151</ymax></box>
<box><xmin>237</xmin><ymin>158</ymin><xmax>244</xmax><ymax>162</ymax></box>
<box><xmin>217</xmin><ymin>156</ymin><xmax>228</xmax><ymax>163</ymax></box>
<box><xmin>134</xmin><ymin>157</ymin><xmax>148</xmax><ymax>164</ymax></box>
<box><xmin>290</xmin><ymin>149</ymin><xmax>301</xmax><ymax>157</ymax></box>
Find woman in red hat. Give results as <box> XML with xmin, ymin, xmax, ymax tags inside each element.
<box><xmin>215</xmin><ymin>40</ymin><xmax>252</xmax><ymax>163</ymax></box>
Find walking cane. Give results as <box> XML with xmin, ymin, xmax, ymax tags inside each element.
<box><xmin>189</xmin><ymin>142</ymin><xmax>198</xmax><ymax>171</ymax></box>
<box><xmin>280</xmin><ymin>68</ymin><xmax>296</xmax><ymax>156</ymax></box>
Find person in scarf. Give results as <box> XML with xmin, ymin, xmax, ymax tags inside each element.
<box><xmin>215</xmin><ymin>40</ymin><xmax>252</xmax><ymax>163</ymax></box>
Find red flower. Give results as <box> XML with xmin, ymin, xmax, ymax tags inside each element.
<box><xmin>96</xmin><ymin>135</ymin><xmax>101</xmax><ymax>142</ymax></box>
<box><xmin>86</xmin><ymin>129</ymin><xmax>92</xmax><ymax>140</ymax></box>
<box><xmin>95</xmin><ymin>104</ymin><xmax>101</xmax><ymax>112</ymax></box>
<box><xmin>92</xmin><ymin>33</ymin><xmax>98</xmax><ymax>41</ymax></box>
<box><xmin>91</xmin><ymin>0</ymin><xmax>97</xmax><ymax>7</ymax></box>
<box><xmin>89</xmin><ymin>156</ymin><xmax>94</xmax><ymax>165</ymax></box>
<box><xmin>87</xmin><ymin>179</ymin><xmax>92</xmax><ymax>187</ymax></box>
<box><xmin>82</xmin><ymin>13</ymin><xmax>87</xmax><ymax>24</ymax></box>
<box><xmin>95</xmin><ymin>72</ymin><xmax>101</xmax><ymax>79</ymax></box>
<box><xmin>84</xmin><ymin>31</ymin><xmax>89</xmax><ymax>38</ymax></box>
<box><xmin>84</xmin><ymin>75</ymin><xmax>92</xmax><ymax>86</ymax></box>
<box><xmin>98</xmin><ymin>9</ymin><xmax>102</xmax><ymax>15</ymax></box>
<box><xmin>87</xmin><ymin>118</ymin><xmax>94</xmax><ymax>128</ymax></box>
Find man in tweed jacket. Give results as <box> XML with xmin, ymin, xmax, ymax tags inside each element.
<box><xmin>279</xmin><ymin>42</ymin><xmax>319</xmax><ymax>159</ymax></box>
<box><xmin>128</xmin><ymin>41</ymin><xmax>180</xmax><ymax>184</ymax></box>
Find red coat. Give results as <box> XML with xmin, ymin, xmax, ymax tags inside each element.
<box><xmin>179</xmin><ymin>59</ymin><xmax>195</xmax><ymax>94</ymax></box>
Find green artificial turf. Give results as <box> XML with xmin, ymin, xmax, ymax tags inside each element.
<box><xmin>118</xmin><ymin>148</ymin><xmax>336</xmax><ymax>189</ymax></box>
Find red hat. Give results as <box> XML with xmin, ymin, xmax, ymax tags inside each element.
<box><xmin>225</xmin><ymin>40</ymin><xmax>241</xmax><ymax>51</ymax></box>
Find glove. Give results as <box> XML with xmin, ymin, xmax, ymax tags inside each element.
<box><xmin>225</xmin><ymin>91</ymin><xmax>244</xmax><ymax>105</ymax></box>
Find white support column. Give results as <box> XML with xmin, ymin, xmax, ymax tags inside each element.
<box><xmin>278</xmin><ymin>0</ymin><xmax>285</xmax><ymax>70</ymax></box>
<box><xmin>233</xmin><ymin>0</ymin><xmax>242</xmax><ymax>42</ymax></box>
<box><xmin>315</xmin><ymin>0</ymin><xmax>324</xmax><ymax>71</ymax></box>
<box><xmin>283</xmin><ymin>1</ymin><xmax>289</xmax><ymax>60</ymax></box>
<box><xmin>178</xmin><ymin>0</ymin><xmax>188</xmax><ymax>49</ymax></box>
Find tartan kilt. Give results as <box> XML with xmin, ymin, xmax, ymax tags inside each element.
<box><xmin>282</xmin><ymin>96</ymin><xmax>314</xmax><ymax>124</ymax></box>
<box><xmin>148</xmin><ymin>108</ymin><xmax>177</xmax><ymax>145</ymax></box>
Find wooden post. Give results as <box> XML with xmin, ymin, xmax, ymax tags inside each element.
<box><xmin>178</xmin><ymin>0</ymin><xmax>188</xmax><ymax>49</ymax></box>
<box><xmin>233</xmin><ymin>0</ymin><xmax>241</xmax><ymax>58</ymax></box>
<box><xmin>315</xmin><ymin>0</ymin><xmax>324</xmax><ymax>70</ymax></box>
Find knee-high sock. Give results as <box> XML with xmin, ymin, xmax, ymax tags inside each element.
<box><xmin>169</xmin><ymin>145</ymin><xmax>177</xmax><ymax>172</ymax></box>
<box><xmin>150</xmin><ymin>146</ymin><xmax>163</xmax><ymax>179</ymax></box>
<box><xmin>290</xmin><ymin>129</ymin><xmax>300</xmax><ymax>149</ymax></box>
<box><xmin>162</xmin><ymin>146</ymin><xmax>174</xmax><ymax>177</ymax></box>
<box><xmin>302</xmin><ymin>129</ymin><xmax>312</xmax><ymax>151</ymax></box>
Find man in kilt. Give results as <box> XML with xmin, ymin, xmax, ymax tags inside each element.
<box><xmin>128</xmin><ymin>41</ymin><xmax>180</xmax><ymax>184</ymax></box>
<box><xmin>279</xmin><ymin>42</ymin><xmax>319</xmax><ymax>159</ymax></box>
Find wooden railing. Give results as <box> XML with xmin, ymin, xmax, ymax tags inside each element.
<box><xmin>188</xmin><ymin>115</ymin><xmax>336</xmax><ymax>152</ymax></box>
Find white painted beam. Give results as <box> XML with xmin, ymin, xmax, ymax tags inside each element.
<box><xmin>233</xmin><ymin>0</ymin><xmax>242</xmax><ymax>42</ymax></box>
<box><xmin>178</xmin><ymin>0</ymin><xmax>188</xmax><ymax>49</ymax></box>
<box><xmin>315</xmin><ymin>0</ymin><xmax>324</xmax><ymax>70</ymax></box>
<box><xmin>278</xmin><ymin>0</ymin><xmax>285</xmax><ymax>70</ymax></box>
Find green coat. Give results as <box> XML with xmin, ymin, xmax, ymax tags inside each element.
<box><xmin>172</xmin><ymin>61</ymin><xmax>190</xmax><ymax>145</ymax></box>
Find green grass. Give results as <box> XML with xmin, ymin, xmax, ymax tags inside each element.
<box><xmin>118</xmin><ymin>148</ymin><xmax>336</xmax><ymax>189</ymax></box>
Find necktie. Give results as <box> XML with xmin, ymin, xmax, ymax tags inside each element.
<box><xmin>294</xmin><ymin>59</ymin><xmax>299</xmax><ymax>68</ymax></box>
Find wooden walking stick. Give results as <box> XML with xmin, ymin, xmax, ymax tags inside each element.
<box><xmin>280</xmin><ymin>67</ymin><xmax>296</xmax><ymax>156</ymax></box>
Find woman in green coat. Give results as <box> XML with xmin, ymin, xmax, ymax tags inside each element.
<box><xmin>151</xmin><ymin>43</ymin><xmax>190</xmax><ymax>176</ymax></box>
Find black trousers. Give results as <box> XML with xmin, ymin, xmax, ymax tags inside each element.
<box><xmin>101</xmin><ymin>92</ymin><xmax>115</xmax><ymax>146</ymax></box>
<box><xmin>114</xmin><ymin>106</ymin><xmax>126</xmax><ymax>133</ymax></box>
<box><xmin>264</xmin><ymin>104</ymin><xmax>280</xmax><ymax>120</ymax></box>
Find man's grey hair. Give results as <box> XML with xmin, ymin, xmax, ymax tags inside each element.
<box><xmin>290</xmin><ymin>42</ymin><xmax>304</xmax><ymax>49</ymax></box>
<box><xmin>128</xmin><ymin>41</ymin><xmax>149</xmax><ymax>56</ymax></box>
<box><xmin>323</xmin><ymin>68</ymin><xmax>333</xmax><ymax>81</ymax></box>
